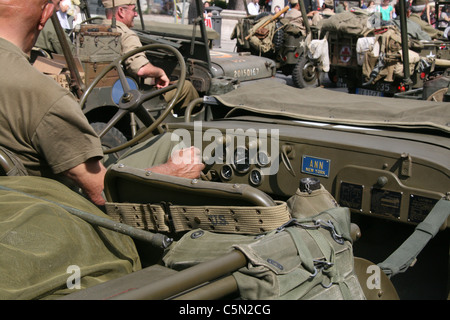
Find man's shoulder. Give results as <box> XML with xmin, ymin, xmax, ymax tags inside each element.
<box><xmin>286</xmin><ymin>9</ymin><xmax>302</xmax><ymax>18</ymax></box>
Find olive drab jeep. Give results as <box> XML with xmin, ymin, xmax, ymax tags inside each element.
<box><xmin>2</xmin><ymin>0</ymin><xmax>449</xmax><ymax>301</ymax></box>
<box><xmin>232</xmin><ymin>5</ymin><xmax>317</xmax><ymax>88</ymax></box>
<box><xmin>306</xmin><ymin>2</ymin><xmax>450</xmax><ymax>100</ymax></box>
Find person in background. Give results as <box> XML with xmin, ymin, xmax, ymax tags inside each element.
<box><xmin>377</xmin><ymin>0</ymin><xmax>395</xmax><ymax>22</ymax></box>
<box><xmin>203</xmin><ymin>0</ymin><xmax>212</xmax><ymax>18</ymax></box>
<box><xmin>311</xmin><ymin>0</ymin><xmax>334</xmax><ymax>25</ymax></box>
<box><xmin>438</xmin><ymin>5</ymin><xmax>449</xmax><ymax>29</ymax></box>
<box><xmin>366</xmin><ymin>0</ymin><xmax>376</xmax><ymax>13</ymax></box>
<box><xmin>57</xmin><ymin>0</ymin><xmax>72</xmax><ymax>32</ymax></box>
<box><xmin>360</xmin><ymin>0</ymin><xmax>367</xmax><ymax>9</ymax></box>
<box><xmin>409</xmin><ymin>0</ymin><xmax>444</xmax><ymax>38</ymax></box>
<box><xmin>248</xmin><ymin>0</ymin><xmax>260</xmax><ymax>15</ymax></box>
<box><xmin>102</xmin><ymin>0</ymin><xmax>199</xmax><ymax>110</ymax></box>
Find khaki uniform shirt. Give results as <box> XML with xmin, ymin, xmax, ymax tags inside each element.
<box><xmin>102</xmin><ymin>19</ymin><xmax>149</xmax><ymax>77</ymax></box>
<box><xmin>35</xmin><ymin>21</ymin><xmax>73</xmax><ymax>55</ymax></box>
<box><xmin>285</xmin><ymin>9</ymin><xmax>305</xmax><ymax>30</ymax></box>
<box><xmin>409</xmin><ymin>13</ymin><xmax>443</xmax><ymax>39</ymax></box>
<box><xmin>101</xmin><ymin>19</ymin><xmax>199</xmax><ymax>109</ymax></box>
<box><xmin>0</xmin><ymin>38</ymin><xmax>103</xmax><ymax>178</ymax></box>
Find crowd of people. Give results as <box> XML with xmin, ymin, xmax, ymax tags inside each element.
<box><xmin>247</xmin><ymin>0</ymin><xmax>447</xmax><ymax>30</ymax></box>
<box><xmin>244</xmin><ymin>0</ymin><xmax>447</xmax><ymax>39</ymax></box>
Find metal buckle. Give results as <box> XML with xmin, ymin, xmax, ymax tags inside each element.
<box><xmin>276</xmin><ymin>218</ymin><xmax>299</xmax><ymax>233</ymax></box>
<box><xmin>314</xmin><ymin>219</ymin><xmax>345</xmax><ymax>245</ymax></box>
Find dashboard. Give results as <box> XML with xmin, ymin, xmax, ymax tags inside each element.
<box><xmin>170</xmin><ymin>119</ymin><xmax>450</xmax><ymax>228</ymax></box>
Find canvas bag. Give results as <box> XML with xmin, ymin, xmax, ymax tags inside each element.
<box><xmin>163</xmin><ymin>206</ymin><xmax>366</xmax><ymax>300</ymax></box>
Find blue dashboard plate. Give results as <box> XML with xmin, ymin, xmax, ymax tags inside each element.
<box><xmin>301</xmin><ymin>156</ymin><xmax>330</xmax><ymax>178</ymax></box>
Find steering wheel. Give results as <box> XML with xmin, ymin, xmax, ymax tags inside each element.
<box><xmin>80</xmin><ymin>44</ymin><xmax>186</xmax><ymax>154</ymax></box>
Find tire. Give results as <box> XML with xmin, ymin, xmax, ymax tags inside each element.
<box><xmin>272</xmin><ymin>21</ymin><xmax>284</xmax><ymax>52</ymax></box>
<box><xmin>90</xmin><ymin>122</ymin><xmax>129</xmax><ymax>167</ymax></box>
<box><xmin>292</xmin><ymin>56</ymin><xmax>319</xmax><ymax>88</ymax></box>
<box><xmin>426</xmin><ymin>87</ymin><xmax>447</xmax><ymax>102</ymax></box>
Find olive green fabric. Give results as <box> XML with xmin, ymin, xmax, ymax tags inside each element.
<box><xmin>0</xmin><ymin>176</ymin><xmax>141</xmax><ymax>300</ymax></box>
<box><xmin>287</xmin><ymin>185</ymin><xmax>339</xmax><ymax>219</ymax></box>
<box><xmin>213</xmin><ymin>79</ymin><xmax>450</xmax><ymax>133</ymax></box>
<box><xmin>318</xmin><ymin>11</ymin><xmax>373</xmax><ymax>36</ymax></box>
<box><xmin>232</xmin><ymin>207</ymin><xmax>365</xmax><ymax>300</ymax></box>
<box><xmin>115</xmin><ymin>132</ymin><xmax>184</xmax><ymax>169</ymax></box>
<box><xmin>163</xmin><ymin>207</ymin><xmax>365</xmax><ymax>300</ymax></box>
<box><xmin>163</xmin><ymin>230</ymin><xmax>257</xmax><ymax>270</ymax></box>
<box><xmin>247</xmin><ymin>16</ymin><xmax>279</xmax><ymax>55</ymax></box>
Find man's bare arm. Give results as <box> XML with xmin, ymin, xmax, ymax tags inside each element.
<box><xmin>63</xmin><ymin>158</ymin><xmax>107</xmax><ymax>206</ymax></box>
<box><xmin>137</xmin><ymin>63</ymin><xmax>170</xmax><ymax>88</ymax></box>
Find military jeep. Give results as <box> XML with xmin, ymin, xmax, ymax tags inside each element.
<box><xmin>232</xmin><ymin>6</ymin><xmax>315</xmax><ymax>89</ymax></box>
<box><xmin>2</xmin><ymin>0</ymin><xmax>448</xmax><ymax>302</ymax></box>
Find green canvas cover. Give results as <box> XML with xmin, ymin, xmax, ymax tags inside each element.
<box><xmin>233</xmin><ymin>207</ymin><xmax>365</xmax><ymax>300</ymax></box>
<box><xmin>213</xmin><ymin>79</ymin><xmax>450</xmax><ymax>133</ymax></box>
<box><xmin>163</xmin><ymin>207</ymin><xmax>365</xmax><ymax>300</ymax></box>
<box><xmin>0</xmin><ymin>176</ymin><xmax>141</xmax><ymax>300</ymax></box>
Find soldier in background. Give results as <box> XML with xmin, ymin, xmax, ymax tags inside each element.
<box><xmin>102</xmin><ymin>0</ymin><xmax>199</xmax><ymax>110</ymax></box>
<box><xmin>311</xmin><ymin>0</ymin><xmax>334</xmax><ymax>26</ymax></box>
<box><xmin>409</xmin><ymin>0</ymin><xmax>443</xmax><ymax>39</ymax></box>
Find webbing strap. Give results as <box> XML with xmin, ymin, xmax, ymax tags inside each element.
<box><xmin>378</xmin><ymin>198</ymin><xmax>450</xmax><ymax>278</ymax></box>
<box><xmin>105</xmin><ymin>201</ymin><xmax>291</xmax><ymax>235</ymax></box>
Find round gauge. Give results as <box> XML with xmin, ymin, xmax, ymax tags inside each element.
<box><xmin>257</xmin><ymin>151</ymin><xmax>270</xmax><ymax>167</ymax></box>
<box><xmin>233</xmin><ymin>147</ymin><xmax>250</xmax><ymax>173</ymax></box>
<box><xmin>249</xmin><ymin>169</ymin><xmax>263</xmax><ymax>186</ymax></box>
<box><xmin>220</xmin><ymin>164</ymin><xmax>233</xmax><ymax>180</ymax></box>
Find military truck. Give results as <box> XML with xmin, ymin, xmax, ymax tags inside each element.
<box><xmin>2</xmin><ymin>0</ymin><xmax>448</xmax><ymax>301</ymax></box>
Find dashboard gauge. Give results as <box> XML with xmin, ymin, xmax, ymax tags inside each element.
<box><xmin>257</xmin><ymin>151</ymin><xmax>270</xmax><ymax>167</ymax></box>
<box><xmin>249</xmin><ymin>169</ymin><xmax>263</xmax><ymax>186</ymax></box>
<box><xmin>214</xmin><ymin>144</ymin><xmax>227</xmax><ymax>162</ymax></box>
<box><xmin>233</xmin><ymin>147</ymin><xmax>250</xmax><ymax>173</ymax></box>
<box><xmin>220</xmin><ymin>164</ymin><xmax>233</xmax><ymax>180</ymax></box>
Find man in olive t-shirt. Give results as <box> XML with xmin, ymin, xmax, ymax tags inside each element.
<box><xmin>0</xmin><ymin>0</ymin><xmax>107</xmax><ymax>205</ymax></box>
<box><xmin>0</xmin><ymin>0</ymin><xmax>205</xmax><ymax>207</ymax></box>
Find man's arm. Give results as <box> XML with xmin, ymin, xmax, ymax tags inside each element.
<box><xmin>146</xmin><ymin>146</ymin><xmax>205</xmax><ymax>179</ymax></box>
<box><xmin>63</xmin><ymin>158</ymin><xmax>107</xmax><ymax>206</ymax></box>
<box><xmin>137</xmin><ymin>63</ymin><xmax>170</xmax><ymax>89</ymax></box>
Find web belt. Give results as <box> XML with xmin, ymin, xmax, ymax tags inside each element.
<box><xmin>105</xmin><ymin>201</ymin><xmax>291</xmax><ymax>235</ymax></box>
<box><xmin>378</xmin><ymin>198</ymin><xmax>449</xmax><ymax>278</ymax></box>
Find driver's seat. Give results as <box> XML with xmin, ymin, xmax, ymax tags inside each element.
<box><xmin>103</xmin><ymin>163</ymin><xmax>291</xmax><ymax>235</ymax></box>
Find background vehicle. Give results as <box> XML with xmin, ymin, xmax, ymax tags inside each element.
<box><xmin>233</xmin><ymin>5</ymin><xmax>315</xmax><ymax>88</ymax></box>
<box><xmin>232</xmin><ymin>0</ymin><xmax>450</xmax><ymax>99</ymax></box>
<box><xmin>35</xmin><ymin>0</ymin><xmax>278</xmax><ymax>142</ymax></box>
<box><xmin>310</xmin><ymin>2</ymin><xmax>450</xmax><ymax>99</ymax></box>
